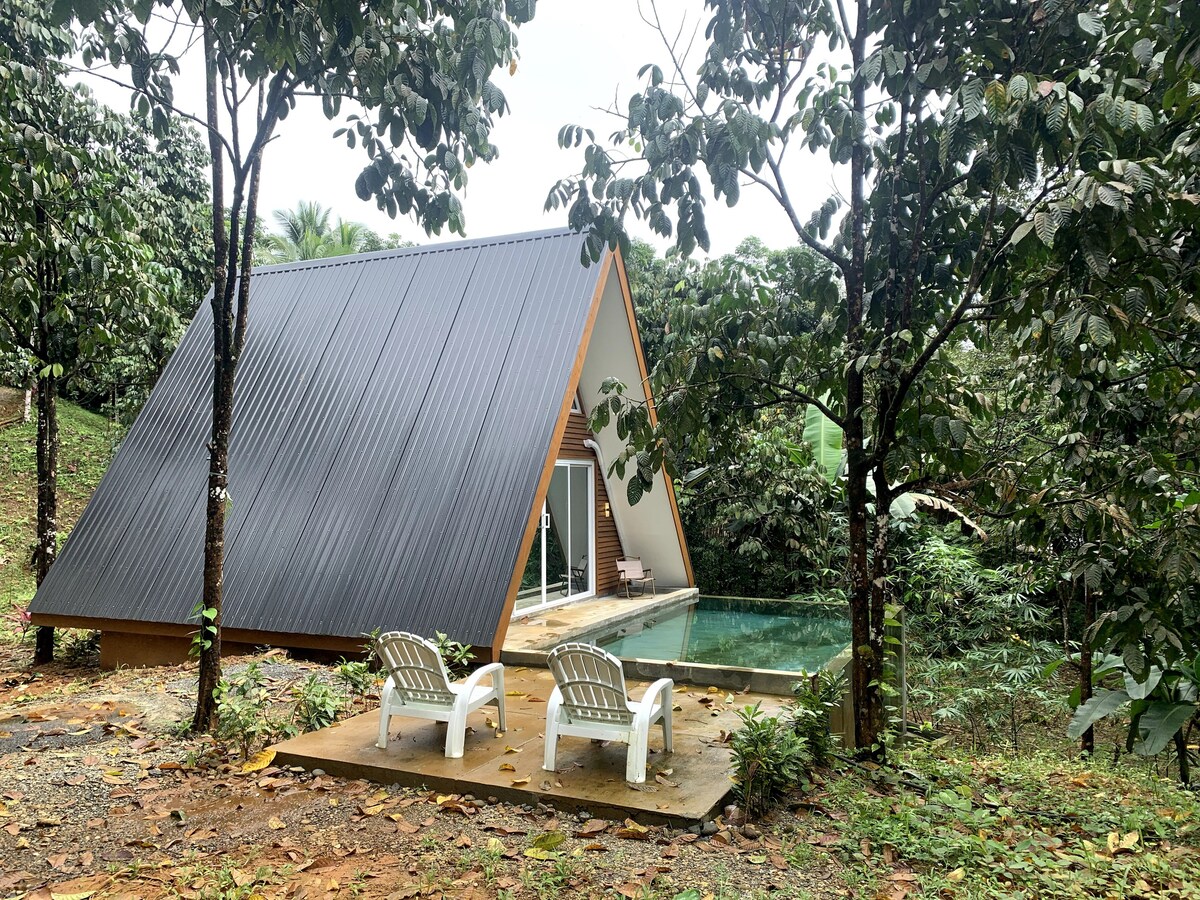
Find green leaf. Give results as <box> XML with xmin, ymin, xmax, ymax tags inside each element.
<box><xmin>1123</xmin><ymin>666</ymin><xmax>1162</xmax><ymax>700</ymax></box>
<box><xmin>804</xmin><ymin>399</ymin><xmax>842</xmax><ymax>480</ymax></box>
<box><xmin>530</xmin><ymin>831</ymin><xmax>566</xmax><ymax>851</ymax></box>
<box><xmin>1087</xmin><ymin>314</ymin><xmax>1113</xmax><ymax>347</ymax></box>
<box><xmin>1034</xmin><ymin>209</ymin><xmax>1059</xmax><ymax>246</ymax></box>
<box><xmin>1067</xmin><ymin>688</ymin><xmax>1130</xmax><ymax>739</ymax></box>
<box><xmin>1077</xmin><ymin>11</ymin><xmax>1103</xmax><ymax>36</ymax></box>
<box><xmin>1133</xmin><ymin>701</ymin><xmax>1196</xmax><ymax>756</ymax></box>
<box><xmin>889</xmin><ymin>493</ymin><xmax>917</xmax><ymax>521</ymax></box>
<box><xmin>1007</xmin><ymin>221</ymin><xmax>1035</xmax><ymax>247</ymax></box>
<box><xmin>626</xmin><ymin>475</ymin><xmax>644</xmax><ymax>506</ymax></box>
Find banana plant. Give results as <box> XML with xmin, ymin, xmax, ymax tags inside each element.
<box><xmin>803</xmin><ymin>403</ymin><xmax>986</xmax><ymax>539</ymax></box>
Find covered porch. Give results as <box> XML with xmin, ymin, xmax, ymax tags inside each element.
<box><xmin>270</xmin><ymin>665</ymin><xmax>787</xmax><ymax>825</ymax></box>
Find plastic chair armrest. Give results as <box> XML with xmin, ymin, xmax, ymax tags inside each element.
<box><xmin>462</xmin><ymin>661</ymin><xmax>504</xmax><ymax>694</ymax></box>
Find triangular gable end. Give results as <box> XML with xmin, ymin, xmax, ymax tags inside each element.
<box><xmin>489</xmin><ymin>250</ymin><xmax>695</xmax><ymax>658</ymax></box>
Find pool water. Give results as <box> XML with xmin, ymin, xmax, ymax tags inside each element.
<box><xmin>587</xmin><ymin>596</ymin><xmax>850</xmax><ymax>674</ymax></box>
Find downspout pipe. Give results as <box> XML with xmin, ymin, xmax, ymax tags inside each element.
<box><xmin>584</xmin><ymin>439</ymin><xmax>630</xmax><ymax>554</ymax></box>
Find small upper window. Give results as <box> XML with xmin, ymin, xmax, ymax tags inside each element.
<box><xmin>571</xmin><ymin>390</ymin><xmax>585</xmax><ymax>415</ymax></box>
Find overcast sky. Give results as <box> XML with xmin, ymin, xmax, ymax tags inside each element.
<box><xmin>76</xmin><ymin>1</ymin><xmax>841</xmax><ymax>257</ymax></box>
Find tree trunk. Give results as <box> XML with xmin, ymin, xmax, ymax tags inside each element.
<box><xmin>1174</xmin><ymin>728</ymin><xmax>1191</xmax><ymax>786</ymax></box>
<box><xmin>191</xmin><ymin>355</ymin><xmax>231</xmax><ymax>732</ymax></box>
<box><xmin>21</xmin><ymin>382</ymin><xmax>32</xmax><ymax>424</ymax></box>
<box><xmin>843</xmin><ymin>0</ymin><xmax>883</xmax><ymax>757</ymax></box>
<box><xmin>869</xmin><ymin>466</ymin><xmax>893</xmax><ymax>741</ymax></box>
<box><xmin>32</xmin><ymin>371</ymin><xmax>58</xmax><ymax>664</ymax></box>
<box><xmin>191</xmin><ymin>24</ymin><xmax>231</xmax><ymax>734</ymax></box>
<box><xmin>1079</xmin><ymin>582</ymin><xmax>1095</xmax><ymax>757</ymax></box>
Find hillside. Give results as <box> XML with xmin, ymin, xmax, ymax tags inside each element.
<box><xmin>0</xmin><ymin>388</ymin><xmax>117</xmax><ymax>641</ymax></box>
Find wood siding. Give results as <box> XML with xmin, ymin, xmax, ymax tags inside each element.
<box><xmin>558</xmin><ymin>412</ymin><xmax>625</xmax><ymax>596</ymax></box>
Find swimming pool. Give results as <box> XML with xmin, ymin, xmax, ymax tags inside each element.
<box><xmin>581</xmin><ymin>595</ymin><xmax>851</xmax><ymax>674</ymax></box>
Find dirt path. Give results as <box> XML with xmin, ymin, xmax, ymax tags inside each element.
<box><xmin>0</xmin><ymin>648</ymin><xmax>848</xmax><ymax>900</ymax></box>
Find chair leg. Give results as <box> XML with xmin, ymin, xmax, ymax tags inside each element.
<box><xmin>446</xmin><ymin>700</ymin><xmax>468</xmax><ymax>759</ymax></box>
<box><xmin>626</xmin><ymin>729</ymin><xmax>648</xmax><ymax>783</ymax></box>
<box><xmin>376</xmin><ymin>709</ymin><xmax>390</xmax><ymax>750</ymax></box>
<box><xmin>492</xmin><ymin>696</ymin><xmax>506</xmax><ymax>734</ymax></box>
<box><xmin>661</xmin><ymin>704</ymin><xmax>673</xmax><ymax>753</ymax></box>
<box><xmin>376</xmin><ymin>681</ymin><xmax>395</xmax><ymax>749</ymax></box>
<box><xmin>542</xmin><ymin>716</ymin><xmax>560</xmax><ymax>772</ymax></box>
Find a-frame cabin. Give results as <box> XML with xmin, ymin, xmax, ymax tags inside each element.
<box><xmin>30</xmin><ymin>229</ymin><xmax>693</xmax><ymax>667</ymax></box>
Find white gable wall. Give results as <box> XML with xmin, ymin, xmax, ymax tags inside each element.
<box><xmin>577</xmin><ymin>258</ymin><xmax>691</xmax><ymax>588</ymax></box>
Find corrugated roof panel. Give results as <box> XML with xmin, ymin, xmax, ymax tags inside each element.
<box><xmin>31</xmin><ymin>228</ymin><xmax>602</xmax><ymax>648</ymax></box>
<box><xmin>220</xmin><ymin>255</ymin><xmax>422</xmax><ymax>625</ymax></box>
<box><xmin>429</xmin><ymin>252</ymin><xmax>609</xmax><ymax>641</ymax></box>
<box><xmin>243</xmin><ymin>245</ymin><xmax>485</xmax><ymax>633</ymax></box>
<box><xmin>109</xmin><ymin>272</ymin><xmax>306</xmax><ymax>622</ymax></box>
<box><xmin>31</xmin><ymin>305</ymin><xmax>213</xmax><ymax>617</ymax></box>
<box><xmin>135</xmin><ymin>264</ymin><xmax>368</xmax><ymax>624</ymax></box>
<box><xmin>335</xmin><ymin>238</ymin><xmax>557</xmax><ymax>642</ymax></box>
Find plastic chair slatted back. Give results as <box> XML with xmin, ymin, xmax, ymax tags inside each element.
<box><xmin>376</xmin><ymin>631</ymin><xmax>456</xmax><ymax>706</ymax></box>
<box><xmin>547</xmin><ymin>642</ymin><xmax>634</xmax><ymax>726</ymax></box>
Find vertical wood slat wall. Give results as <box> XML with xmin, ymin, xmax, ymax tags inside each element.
<box><xmin>557</xmin><ymin>411</ymin><xmax>625</xmax><ymax>596</ymax></box>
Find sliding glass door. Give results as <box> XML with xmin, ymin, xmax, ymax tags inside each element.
<box><xmin>515</xmin><ymin>461</ymin><xmax>594</xmax><ymax>615</ymax></box>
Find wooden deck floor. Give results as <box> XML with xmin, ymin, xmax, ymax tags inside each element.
<box><xmin>271</xmin><ymin>667</ymin><xmax>787</xmax><ymax>825</ymax></box>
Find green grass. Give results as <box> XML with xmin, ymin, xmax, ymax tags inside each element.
<box><xmin>0</xmin><ymin>393</ymin><xmax>119</xmax><ymax>639</ymax></box>
<box><xmin>819</xmin><ymin>744</ymin><xmax>1200</xmax><ymax>899</ymax></box>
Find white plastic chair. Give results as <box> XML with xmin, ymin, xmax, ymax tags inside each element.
<box><xmin>543</xmin><ymin>642</ymin><xmax>673</xmax><ymax>783</ymax></box>
<box><xmin>374</xmin><ymin>631</ymin><xmax>506</xmax><ymax>758</ymax></box>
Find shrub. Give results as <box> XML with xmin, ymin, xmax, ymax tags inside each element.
<box><xmin>434</xmin><ymin>631</ymin><xmax>475</xmax><ymax>679</ymax></box>
<box><xmin>214</xmin><ymin>662</ymin><xmax>274</xmax><ymax>759</ymax></box>
<box><xmin>59</xmin><ymin>629</ymin><xmax>100</xmax><ymax>666</ymax></box>
<box><xmin>730</xmin><ymin>702</ymin><xmax>812</xmax><ymax>818</ymax></box>
<box><xmin>791</xmin><ymin>668</ymin><xmax>845</xmax><ymax>765</ymax></box>
<box><xmin>335</xmin><ymin>658</ymin><xmax>375</xmax><ymax>710</ymax></box>
<box><xmin>291</xmin><ymin>673</ymin><xmax>341</xmax><ymax>733</ymax></box>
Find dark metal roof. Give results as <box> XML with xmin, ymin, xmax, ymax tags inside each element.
<box><xmin>31</xmin><ymin>228</ymin><xmax>604</xmax><ymax>648</ymax></box>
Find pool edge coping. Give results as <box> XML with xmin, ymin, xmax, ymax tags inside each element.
<box><xmin>500</xmin><ymin>591</ymin><xmax>853</xmax><ymax>697</ymax></box>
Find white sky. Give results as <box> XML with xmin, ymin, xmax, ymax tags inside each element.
<box><xmin>75</xmin><ymin>1</ymin><xmax>840</xmax><ymax>257</ymax></box>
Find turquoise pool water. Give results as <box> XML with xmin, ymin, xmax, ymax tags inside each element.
<box><xmin>586</xmin><ymin>595</ymin><xmax>850</xmax><ymax>674</ymax></box>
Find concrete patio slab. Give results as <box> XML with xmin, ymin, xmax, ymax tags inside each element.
<box><xmin>271</xmin><ymin>667</ymin><xmax>788</xmax><ymax>825</ymax></box>
<box><xmin>501</xmin><ymin>588</ymin><xmax>698</xmax><ymax>654</ymax></box>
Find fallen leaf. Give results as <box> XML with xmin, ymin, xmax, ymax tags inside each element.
<box><xmin>616</xmin><ymin>819</ymin><xmax>650</xmax><ymax>841</ymax></box>
<box><xmin>241</xmin><ymin>749</ymin><xmax>276</xmax><ymax>774</ymax></box>
<box><xmin>499</xmin><ymin>763</ymin><xmax>516</xmax><ymax>772</ymax></box>
<box><xmin>511</xmin><ymin>776</ymin><xmax>531</xmax><ymax>786</ymax></box>
<box><xmin>530</xmin><ymin>831</ymin><xmax>566</xmax><ymax>851</ymax></box>
<box><xmin>268</xmin><ymin>816</ymin><xmax>286</xmax><ymax>830</ymax></box>
<box><xmin>574</xmin><ymin>819</ymin><xmax>609</xmax><ymax>838</ymax></box>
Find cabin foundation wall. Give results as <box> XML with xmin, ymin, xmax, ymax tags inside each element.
<box><xmin>99</xmin><ymin>631</ymin><xmax>259</xmax><ymax>669</ymax></box>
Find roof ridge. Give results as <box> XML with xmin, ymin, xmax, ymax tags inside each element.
<box><xmin>252</xmin><ymin>226</ymin><xmax>582</xmax><ymax>277</ymax></box>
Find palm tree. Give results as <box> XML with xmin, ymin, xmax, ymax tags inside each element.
<box><xmin>262</xmin><ymin>201</ymin><xmax>383</xmax><ymax>263</ymax></box>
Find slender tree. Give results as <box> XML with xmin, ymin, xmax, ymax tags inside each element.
<box><xmin>68</xmin><ymin>0</ymin><xmax>535</xmax><ymax>731</ymax></box>
<box><xmin>0</xmin><ymin>2</ymin><xmax>178</xmax><ymax>662</ymax></box>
